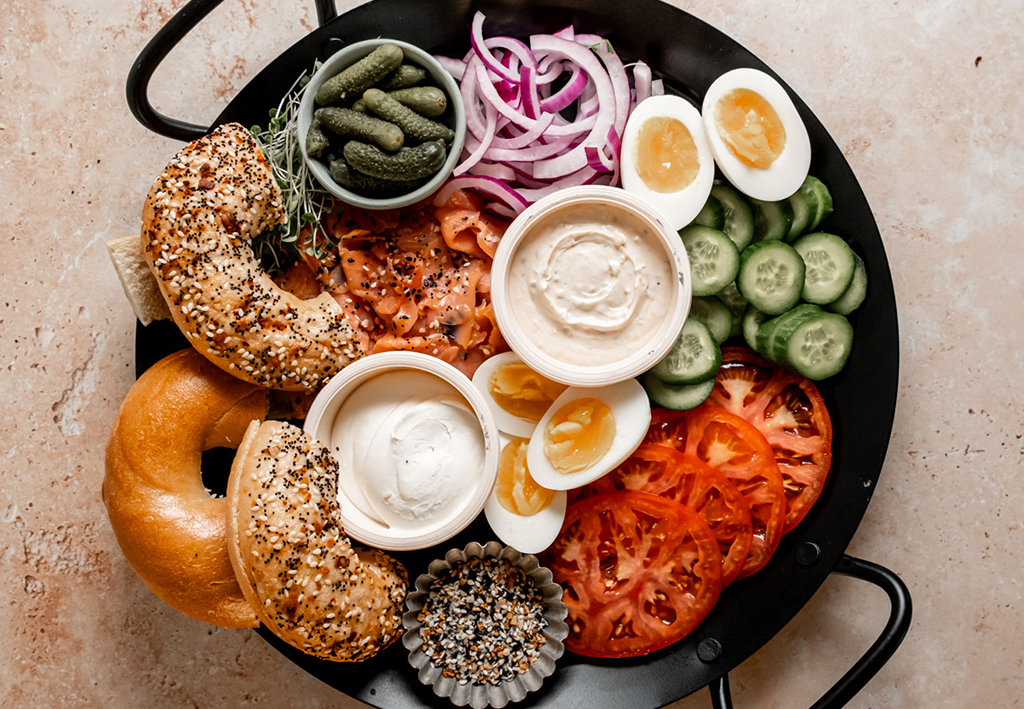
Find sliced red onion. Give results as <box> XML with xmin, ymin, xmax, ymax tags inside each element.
<box><xmin>552</xmin><ymin>24</ymin><xmax>575</xmax><ymax>40</ymax></box>
<box><xmin>461</xmin><ymin>56</ymin><xmax>489</xmax><ymax>141</ymax></box>
<box><xmin>486</xmin><ymin>36</ymin><xmax>537</xmax><ymax>69</ymax></box>
<box><xmin>526</xmin><ymin>34</ymin><xmax>616</xmax><ymax>179</ymax></box>
<box><xmin>484</xmin><ymin>202</ymin><xmax>518</xmax><ymax>220</ymax></box>
<box><xmin>434</xmin><ymin>55</ymin><xmax>467</xmax><ymax>81</ymax></box>
<box><xmin>433</xmin><ymin>175</ymin><xmax>529</xmax><ymax>213</ymax></box>
<box><xmin>485</xmin><ymin>134</ymin><xmax>576</xmax><ymax>163</ymax></box>
<box><xmin>573</xmin><ymin>33</ymin><xmax>606</xmax><ymax>47</ymax></box>
<box><xmin>475</xmin><ymin>63</ymin><xmax>597</xmax><ymax>138</ymax></box>
<box><xmin>538</xmin><ymin>63</ymin><xmax>587</xmax><ymax>113</ymax></box>
<box><xmin>520</xmin><ymin>66</ymin><xmax>540</xmax><ymax>119</ymax></box>
<box><xmin>633</xmin><ymin>60</ymin><xmax>652</xmax><ymax>104</ymax></box>
<box><xmin>489</xmin><ymin>112</ymin><xmax>555</xmax><ymax>149</ymax></box>
<box><xmin>468</xmin><ymin>162</ymin><xmax>516</xmax><ymax>181</ymax></box>
<box><xmin>594</xmin><ymin>46</ymin><xmax>630</xmax><ymax>139</ymax></box>
<box><xmin>454</xmin><ymin>99</ymin><xmax>497</xmax><ymax>176</ymax></box>
<box><xmin>652</xmin><ymin>78</ymin><xmax>665</xmax><ymax>96</ymax></box>
<box><xmin>517</xmin><ymin>166</ymin><xmax>604</xmax><ymax>202</ymax></box>
<box><xmin>471</xmin><ymin>12</ymin><xmax>521</xmax><ymax>83</ymax></box>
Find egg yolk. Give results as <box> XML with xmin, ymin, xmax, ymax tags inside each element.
<box><xmin>543</xmin><ymin>397</ymin><xmax>616</xmax><ymax>474</ymax></box>
<box><xmin>496</xmin><ymin>438</ymin><xmax>555</xmax><ymax>516</ymax></box>
<box><xmin>488</xmin><ymin>362</ymin><xmax>568</xmax><ymax>422</ymax></box>
<box><xmin>634</xmin><ymin>116</ymin><xmax>700</xmax><ymax>194</ymax></box>
<box><xmin>714</xmin><ymin>88</ymin><xmax>787</xmax><ymax>169</ymax></box>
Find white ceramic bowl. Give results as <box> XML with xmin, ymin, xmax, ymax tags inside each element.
<box><xmin>298</xmin><ymin>39</ymin><xmax>467</xmax><ymax>210</ymax></box>
<box><xmin>490</xmin><ymin>186</ymin><xmax>692</xmax><ymax>387</ymax></box>
<box><xmin>303</xmin><ymin>352</ymin><xmax>500</xmax><ymax>551</ymax></box>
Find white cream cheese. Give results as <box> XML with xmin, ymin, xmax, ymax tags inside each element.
<box><xmin>330</xmin><ymin>370</ymin><xmax>485</xmax><ymax>532</ymax></box>
<box><xmin>507</xmin><ymin>202</ymin><xmax>676</xmax><ymax>366</ymax></box>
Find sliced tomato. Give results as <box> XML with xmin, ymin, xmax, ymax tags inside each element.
<box><xmin>576</xmin><ymin>444</ymin><xmax>753</xmax><ymax>586</ymax></box>
<box><xmin>643</xmin><ymin>404</ymin><xmax>786</xmax><ymax>579</ymax></box>
<box><xmin>708</xmin><ymin>347</ymin><xmax>833</xmax><ymax>531</ymax></box>
<box><xmin>543</xmin><ymin>491</ymin><xmax>722</xmax><ymax>658</ymax></box>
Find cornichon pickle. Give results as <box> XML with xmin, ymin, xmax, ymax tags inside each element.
<box><xmin>343</xmin><ymin>140</ymin><xmax>447</xmax><ymax>181</ymax></box>
<box><xmin>362</xmin><ymin>88</ymin><xmax>455</xmax><ymax>143</ymax></box>
<box><xmin>329</xmin><ymin>158</ymin><xmax>424</xmax><ymax>196</ymax></box>
<box><xmin>304</xmin><ymin>120</ymin><xmax>329</xmax><ymax>158</ymax></box>
<box><xmin>388</xmin><ymin>87</ymin><xmax>447</xmax><ymax>117</ymax></box>
<box><xmin>352</xmin><ymin>99</ymin><xmax>366</xmax><ymax>113</ymax></box>
<box><xmin>379</xmin><ymin>64</ymin><xmax>427</xmax><ymax>91</ymax></box>
<box><xmin>314</xmin><ymin>107</ymin><xmax>404</xmax><ymax>152</ymax></box>
<box><xmin>315</xmin><ymin>43</ymin><xmax>403</xmax><ymax>105</ymax></box>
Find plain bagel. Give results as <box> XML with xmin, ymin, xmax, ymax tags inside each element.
<box><xmin>226</xmin><ymin>420</ymin><xmax>407</xmax><ymax>661</ymax></box>
<box><xmin>141</xmin><ymin>122</ymin><xmax>363</xmax><ymax>391</ymax></box>
<box><xmin>103</xmin><ymin>349</ymin><xmax>266</xmax><ymax>628</ymax></box>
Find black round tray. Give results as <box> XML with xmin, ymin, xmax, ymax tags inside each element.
<box><xmin>128</xmin><ymin>1</ymin><xmax>911</xmax><ymax>707</ymax></box>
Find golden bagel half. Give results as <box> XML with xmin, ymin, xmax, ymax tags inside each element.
<box><xmin>141</xmin><ymin>122</ymin><xmax>363</xmax><ymax>391</ymax></box>
<box><xmin>226</xmin><ymin>420</ymin><xmax>407</xmax><ymax>661</ymax></box>
<box><xmin>103</xmin><ymin>349</ymin><xmax>266</xmax><ymax>628</ymax></box>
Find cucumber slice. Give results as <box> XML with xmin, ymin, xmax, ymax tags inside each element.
<box><xmin>692</xmin><ymin>195</ymin><xmax>725</xmax><ymax>229</ymax></box>
<box><xmin>777</xmin><ymin>312</ymin><xmax>854</xmax><ymax>380</ymax></box>
<box><xmin>785</xmin><ymin>188</ymin><xmax>814</xmax><ymax>241</ymax></box>
<box><xmin>800</xmin><ymin>176</ymin><xmax>834</xmax><ymax>232</ymax></box>
<box><xmin>688</xmin><ymin>296</ymin><xmax>733</xmax><ymax>344</ymax></box>
<box><xmin>717</xmin><ymin>281</ymin><xmax>748</xmax><ymax>339</ymax></box>
<box><xmin>750</xmin><ymin>197</ymin><xmax>794</xmax><ymax>242</ymax></box>
<box><xmin>742</xmin><ymin>306</ymin><xmax>770</xmax><ymax>351</ymax></box>
<box><xmin>642</xmin><ymin>372</ymin><xmax>716</xmax><ymax>411</ymax></box>
<box><xmin>754</xmin><ymin>304</ymin><xmax>821</xmax><ymax>359</ymax></box>
<box><xmin>793</xmin><ymin>232</ymin><xmax>856</xmax><ymax>305</ymax></box>
<box><xmin>737</xmin><ymin>241</ymin><xmax>806</xmax><ymax>315</ymax></box>
<box><xmin>763</xmin><ymin>304</ymin><xmax>824</xmax><ymax>363</ymax></box>
<box><xmin>710</xmin><ymin>182</ymin><xmax>755</xmax><ymax>251</ymax></box>
<box><xmin>651</xmin><ymin>319</ymin><xmax>722</xmax><ymax>384</ymax></box>
<box><xmin>680</xmin><ymin>225</ymin><xmax>741</xmax><ymax>297</ymax></box>
<box><xmin>826</xmin><ymin>252</ymin><xmax>868</xmax><ymax>316</ymax></box>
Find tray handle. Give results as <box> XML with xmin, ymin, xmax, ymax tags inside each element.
<box><xmin>709</xmin><ymin>554</ymin><xmax>912</xmax><ymax>709</ymax></box>
<box><xmin>126</xmin><ymin>0</ymin><xmax>339</xmax><ymax>141</ymax></box>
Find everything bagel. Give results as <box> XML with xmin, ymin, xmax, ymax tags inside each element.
<box><xmin>226</xmin><ymin>420</ymin><xmax>407</xmax><ymax>661</ymax></box>
<box><xmin>141</xmin><ymin>122</ymin><xmax>363</xmax><ymax>391</ymax></box>
<box><xmin>103</xmin><ymin>349</ymin><xmax>266</xmax><ymax>628</ymax></box>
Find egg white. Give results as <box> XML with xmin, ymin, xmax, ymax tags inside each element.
<box><xmin>701</xmin><ymin>68</ymin><xmax>811</xmax><ymax>201</ymax></box>
<box><xmin>620</xmin><ymin>95</ymin><xmax>716</xmax><ymax>232</ymax></box>
<box><xmin>526</xmin><ymin>378</ymin><xmax>651</xmax><ymax>491</ymax></box>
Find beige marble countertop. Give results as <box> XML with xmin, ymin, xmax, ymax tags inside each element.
<box><xmin>2</xmin><ymin>0</ymin><xmax>1022</xmax><ymax>706</ymax></box>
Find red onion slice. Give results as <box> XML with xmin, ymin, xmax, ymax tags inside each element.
<box><xmin>455</xmin><ymin>99</ymin><xmax>498</xmax><ymax>176</ymax></box>
<box><xmin>471</xmin><ymin>12</ymin><xmax>521</xmax><ymax>83</ymax></box>
<box><xmin>633</xmin><ymin>60</ymin><xmax>652</xmax><ymax>105</ymax></box>
<box><xmin>434</xmin><ymin>55</ymin><xmax>467</xmax><ymax>81</ymax></box>
<box><xmin>433</xmin><ymin>175</ymin><xmax>529</xmax><ymax>213</ymax></box>
<box><xmin>538</xmin><ymin>63</ymin><xmax>587</xmax><ymax>113</ymax></box>
<box><xmin>652</xmin><ymin>78</ymin><xmax>665</xmax><ymax>96</ymax></box>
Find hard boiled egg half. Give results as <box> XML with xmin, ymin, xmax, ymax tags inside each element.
<box><xmin>620</xmin><ymin>94</ymin><xmax>716</xmax><ymax>231</ymax></box>
<box><xmin>702</xmin><ymin>68</ymin><xmax>811</xmax><ymax>201</ymax></box>
<box><xmin>484</xmin><ymin>434</ymin><xmax>567</xmax><ymax>554</ymax></box>
<box><xmin>527</xmin><ymin>378</ymin><xmax>651</xmax><ymax>491</ymax></box>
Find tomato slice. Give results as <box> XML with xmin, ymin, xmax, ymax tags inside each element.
<box><xmin>576</xmin><ymin>444</ymin><xmax>753</xmax><ymax>586</ymax></box>
<box><xmin>644</xmin><ymin>404</ymin><xmax>786</xmax><ymax>578</ymax></box>
<box><xmin>708</xmin><ymin>347</ymin><xmax>833</xmax><ymax>531</ymax></box>
<box><xmin>543</xmin><ymin>491</ymin><xmax>722</xmax><ymax>658</ymax></box>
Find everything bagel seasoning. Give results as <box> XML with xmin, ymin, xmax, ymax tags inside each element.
<box><xmin>417</xmin><ymin>557</ymin><xmax>547</xmax><ymax>686</ymax></box>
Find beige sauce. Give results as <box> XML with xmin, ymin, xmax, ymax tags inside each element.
<box><xmin>507</xmin><ymin>202</ymin><xmax>675</xmax><ymax>367</ymax></box>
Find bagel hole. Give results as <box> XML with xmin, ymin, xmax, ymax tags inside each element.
<box><xmin>201</xmin><ymin>447</ymin><xmax>236</xmax><ymax>499</ymax></box>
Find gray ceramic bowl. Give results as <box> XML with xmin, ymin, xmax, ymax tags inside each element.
<box><xmin>298</xmin><ymin>39</ymin><xmax>466</xmax><ymax>210</ymax></box>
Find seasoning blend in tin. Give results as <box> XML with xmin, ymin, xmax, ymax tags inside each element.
<box><xmin>403</xmin><ymin>541</ymin><xmax>568</xmax><ymax>708</ymax></box>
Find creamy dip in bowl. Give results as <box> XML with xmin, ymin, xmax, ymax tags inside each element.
<box><xmin>492</xmin><ymin>186</ymin><xmax>692</xmax><ymax>386</ymax></box>
<box><xmin>303</xmin><ymin>352</ymin><xmax>500</xmax><ymax>551</ymax></box>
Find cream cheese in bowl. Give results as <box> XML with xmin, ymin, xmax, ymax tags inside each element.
<box><xmin>492</xmin><ymin>186</ymin><xmax>692</xmax><ymax>386</ymax></box>
<box><xmin>304</xmin><ymin>352</ymin><xmax>499</xmax><ymax>550</ymax></box>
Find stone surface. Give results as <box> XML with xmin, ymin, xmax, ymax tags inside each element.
<box><xmin>1</xmin><ymin>0</ymin><xmax>1021</xmax><ymax>707</ymax></box>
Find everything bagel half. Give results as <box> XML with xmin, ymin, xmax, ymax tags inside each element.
<box><xmin>103</xmin><ymin>349</ymin><xmax>266</xmax><ymax>628</ymax></box>
<box><xmin>226</xmin><ymin>420</ymin><xmax>407</xmax><ymax>661</ymax></box>
<box><xmin>141</xmin><ymin>122</ymin><xmax>363</xmax><ymax>391</ymax></box>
